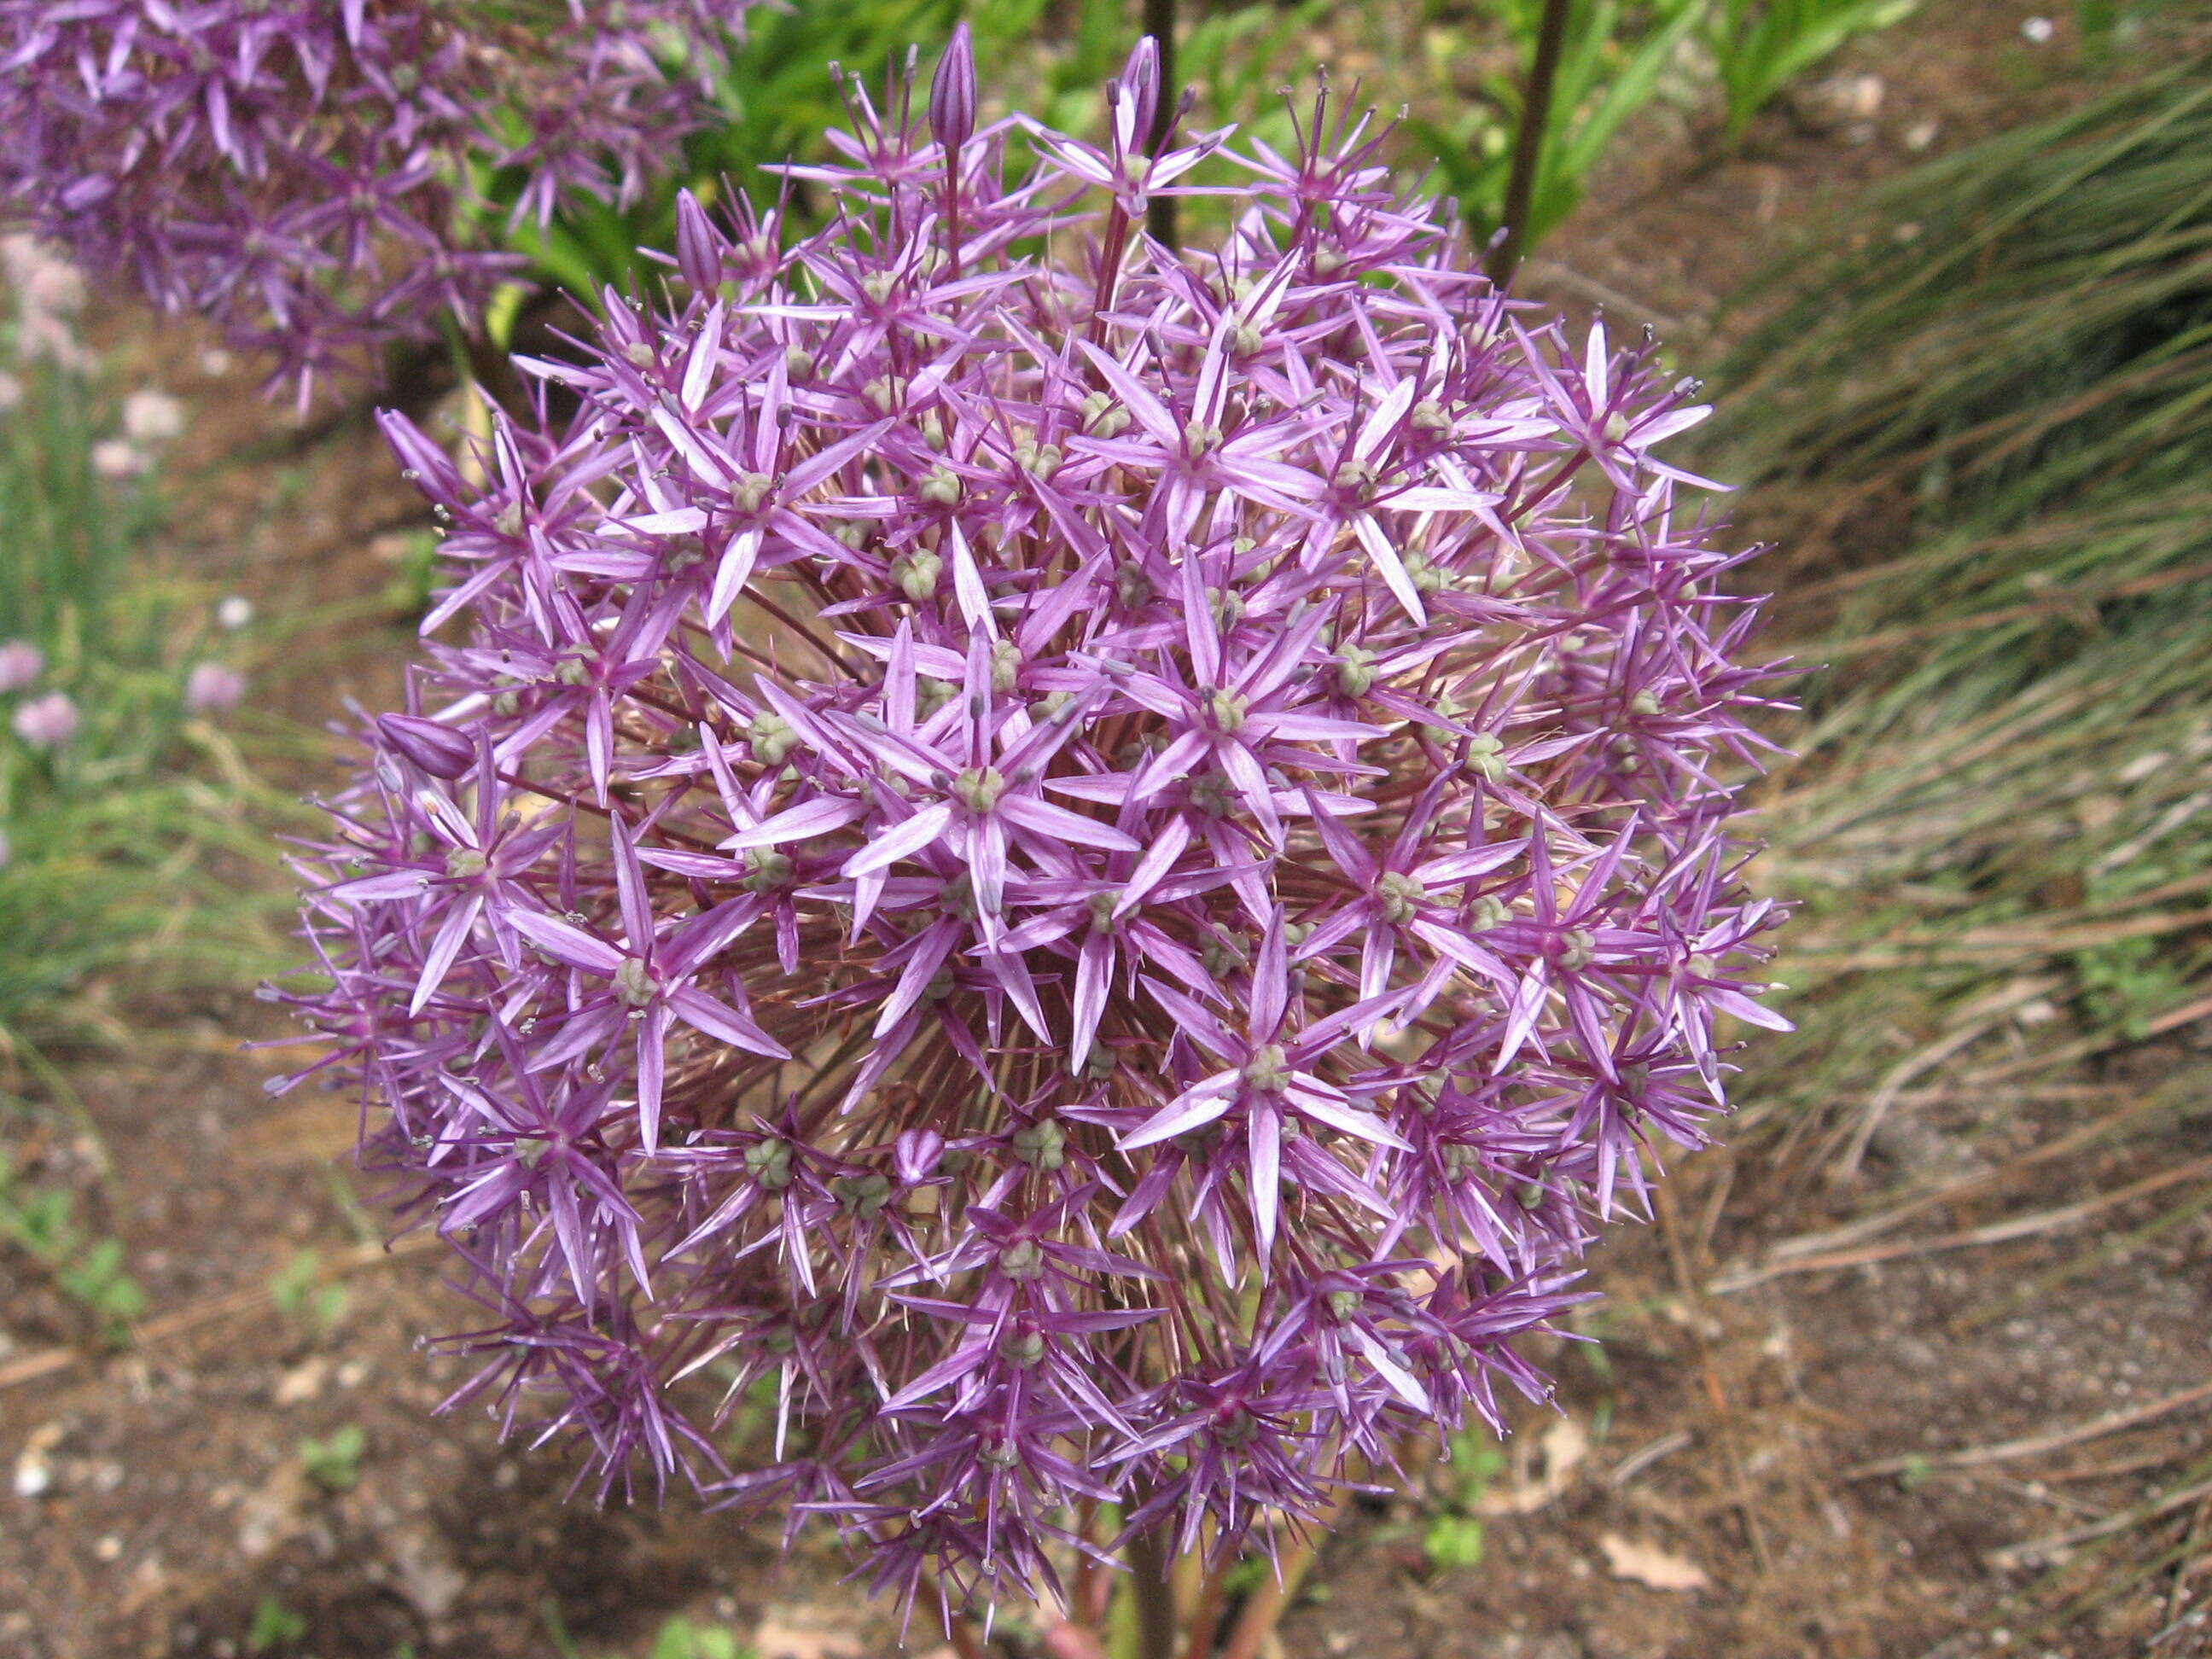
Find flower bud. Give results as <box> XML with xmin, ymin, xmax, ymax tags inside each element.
<box><xmin>748</xmin><ymin>711</ymin><xmax>798</xmax><ymax>766</ymax></box>
<box><xmin>375</xmin><ymin>713</ymin><xmax>474</xmax><ymax>779</ymax></box>
<box><xmin>894</xmin><ymin>1128</ymin><xmax>946</xmax><ymax>1185</ymax></box>
<box><xmin>892</xmin><ymin>550</ymin><xmax>942</xmax><ymax>600</ymax></box>
<box><xmin>1010</xmin><ymin>1118</ymin><xmax>1066</xmax><ymax>1171</ymax></box>
<box><xmin>928</xmin><ymin>24</ymin><xmax>977</xmax><ymax>155</ymax></box>
<box><xmin>1336</xmin><ymin>644</ymin><xmax>1377</xmax><ymax>697</ymax></box>
<box><xmin>1464</xmin><ymin>731</ymin><xmax>1506</xmax><ymax>783</ymax></box>
<box><xmin>674</xmin><ymin>190</ymin><xmax>724</xmax><ymax>296</ymax></box>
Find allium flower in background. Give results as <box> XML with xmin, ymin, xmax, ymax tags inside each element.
<box><xmin>12</xmin><ymin>690</ymin><xmax>79</xmax><ymax>750</ymax></box>
<box><xmin>0</xmin><ymin>639</ymin><xmax>40</xmax><ymax>692</ymax></box>
<box><xmin>184</xmin><ymin>662</ymin><xmax>247</xmax><ymax>714</ymax></box>
<box><xmin>0</xmin><ymin>1</ymin><xmax>759</xmax><ymax>399</ymax></box>
<box><xmin>279</xmin><ymin>38</ymin><xmax>1790</xmax><ymax>1614</ymax></box>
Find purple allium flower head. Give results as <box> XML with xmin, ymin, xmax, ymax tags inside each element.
<box><xmin>0</xmin><ymin>0</ymin><xmax>759</xmax><ymax>400</ymax></box>
<box><xmin>184</xmin><ymin>661</ymin><xmax>247</xmax><ymax>713</ymax></box>
<box><xmin>278</xmin><ymin>42</ymin><xmax>1790</xmax><ymax>1615</ymax></box>
<box><xmin>0</xmin><ymin>639</ymin><xmax>41</xmax><ymax>693</ymax></box>
<box><xmin>12</xmin><ymin>690</ymin><xmax>78</xmax><ymax>749</ymax></box>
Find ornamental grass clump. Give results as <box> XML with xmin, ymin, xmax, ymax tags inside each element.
<box><xmin>0</xmin><ymin>0</ymin><xmax>756</xmax><ymax>398</ymax></box>
<box><xmin>278</xmin><ymin>34</ymin><xmax>1789</xmax><ymax>1615</ymax></box>
<box><xmin>0</xmin><ymin>242</ymin><xmax>277</xmax><ymax>1045</ymax></box>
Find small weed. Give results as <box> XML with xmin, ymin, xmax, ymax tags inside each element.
<box><xmin>0</xmin><ymin>1152</ymin><xmax>143</xmax><ymax>1342</ymax></box>
<box><xmin>1701</xmin><ymin>0</ymin><xmax>1921</xmax><ymax>142</ymax></box>
<box><xmin>299</xmin><ymin>1423</ymin><xmax>366</xmax><ymax>1492</ymax></box>
<box><xmin>647</xmin><ymin>1617</ymin><xmax>752</xmax><ymax>1659</ymax></box>
<box><xmin>1218</xmin><ymin>1555</ymin><xmax>1270</xmax><ymax>1598</ymax></box>
<box><xmin>270</xmin><ymin>1248</ymin><xmax>347</xmax><ymax>1335</ymax></box>
<box><xmin>1419</xmin><ymin>1428</ymin><xmax>1511</xmax><ymax>1574</ymax></box>
<box><xmin>246</xmin><ymin>1596</ymin><xmax>307</xmax><ymax>1654</ymax></box>
<box><xmin>53</xmin><ymin>1235</ymin><xmax>145</xmax><ymax>1330</ymax></box>
<box><xmin>2073</xmin><ymin>936</ymin><xmax>2188</xmax><ymax>1043</ymax></box>
<box><xmin>1423</xmin><ymin>1512</ymin><xmax>1487</xmax><ymax>1571</ymax></box>
<box><xmin>378</xmin><ymin>527</ymin><xmax>442</xmax><ymax>621</ymax></box>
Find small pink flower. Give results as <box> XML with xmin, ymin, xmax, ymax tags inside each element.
<box><xmin>0</xmin><ymin>639</ymin><xmax>41</xmax><ymax>692</ymax></box>
<box><xmin>122</xmin><ymin>389</ymin><xmax>184</xmax><ymax>444</ymax></box>
<box><xmin>90</xmin><ymin>439</ymin><xmax>147</xmax><ymax>479</ymax></box>
<box><xmin>12</xmin><ymin>691</ymin><xmax>79</xmax><ymax>749</ymax></box>
<box><xmin>0</xmin><ymin>235</ymin><xmax>85</xmax><ymax>313</ymax></box>
<box><xmin>0</xmin><ymin>371</ymin><xmax>22</xmax><ymax>413</ymax></box>
<box><xmin>184</xmin><ymin>662</ymin><xmax>246</xmax><ymax>713</ymax></box>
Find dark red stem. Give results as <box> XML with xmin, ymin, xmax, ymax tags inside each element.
<box><xmin>1486</xmin><ymin>0</ymin><xmax>1573</xmax><ymax>286</ymax></box>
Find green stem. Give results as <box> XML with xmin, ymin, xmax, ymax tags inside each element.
<box><xmin>1179</xmin><ymin>1557</ymin><xmax>1227</xmax><ymax>1659</ymax></box>
<box><xmin>1125</xmin><ymin>1522</ymin><xmax>1180</xmax><ymax>1659</ymax></box>
<box><xmin>1486</xmin><ymin>0</ymin><xmax>1574</xmax><ymax>286</ymax></box>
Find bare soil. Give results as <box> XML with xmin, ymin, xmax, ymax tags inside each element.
<box><xmin>8</xmin><ymin>6</ymin><xmax>2210</xmax><ymax>1657</ymax></box>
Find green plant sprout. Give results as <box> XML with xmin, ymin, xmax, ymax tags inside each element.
<box><xmin>1701</xmin><ymin>0</ymin><xmax>1918</xmax><ymax>141</ymax></box>
<box><xmin>1423</xmin><ymin>1430</ymin><xmax>1511</xmax><ymax>1573</ymax></box>
<box><xmin>271</xmin><ymin>1249</ymin><xmax>349</xmax><ymax>1336</ymax></box>
<box><xmin>0</xmin><ymin>1151</ymin><xmax>144</xmax><ymax>1343</ymax></box>
<box><xmin>246</xmin><ymin>1596</ymin><xmax>308</xmax><ymax>1654</ymax></box>
<box><xmin>298</xmin><ymin>1423</ymin><xmax>367</xmax><ymax>1493</ymax></box>
<box><xmin>646</xmin><ymin>1618</ymin><xmax>753</xmax><ymax>1659</ymax></box>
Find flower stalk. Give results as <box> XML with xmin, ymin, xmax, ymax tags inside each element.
<box><xmin>1144</xmin><ymin>0</ymin><xmax>1182</xmax><ymax>250</ymax></box>
<box><xmin>1487</xmin><ymin>0</ymin><xmax>1576</xmax><ymax>286</ymax></box>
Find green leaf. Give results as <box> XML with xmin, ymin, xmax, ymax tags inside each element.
<box><xmin>300</xmin><ymin>1423</ymin><xmax>367</xmax><ymax>1492</ymax></box>
<box><xmin>648</xmin><ymin>1618</ymin><xmax>748</xmax><ymax>1659</ymax></box>
<box><xmin>1424</xmin><ymin>1512</ymin><xmax>1487</xmax><ymax>1570</ymax></box>
<box><xmin>247</xmin><ymin>1597</ymin><xmax>308</xmax><ymax>1654</ymax></box>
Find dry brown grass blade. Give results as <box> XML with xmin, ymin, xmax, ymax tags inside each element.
<box><xmin>1790</xmin><ymin>489</ymin><xmax>2212</xmax><ymax>606</ymax></box>
<box><xmin>1712</xmin><ymin>1152</ymin><xmax>2212</xmax><ymax>1293</ymax></box>
<box><xmin>1847</xmin><ymin>1380</ymin><xmax>2212</xmax><ymax>1480</ymax></box>
<box><xmin>1830</xmin><ymin>1013</ymin><xmax>2008</xmax><ymax>1179</ymax></box>
<box><xmin>1959</xmin><ymin>991</ymin><xmax>2212</xmax><ymax>1091</ymax></box>
<box><xmin>1950</xmin><ymin>1184</ymin><xmax>2212</xmax><ymax>1336</ymax></box>
<box><xmin>1655</xmin><ymin>1178</ymin><xmax>1773</xmax><ymax>1575</ymax></box>
<box><xmin>1786</xmin><ymin>905</ymin><xmax>2212</xmax><ymax>972</ymax></box>
<box><xmin>1803</xmin><ymin>556</ymin><xmax>2212</xmax><ymax>661</ymax></box>
<box><xmin>1988</xmin><ymin>1475</ymin><xmax>2212</xmax><ymax>1572</ymax></box>
<box><xmin>1766</xmin><ymin>1080</ymin><xmax>2181</xmax><ymax>1264</ymax></box>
